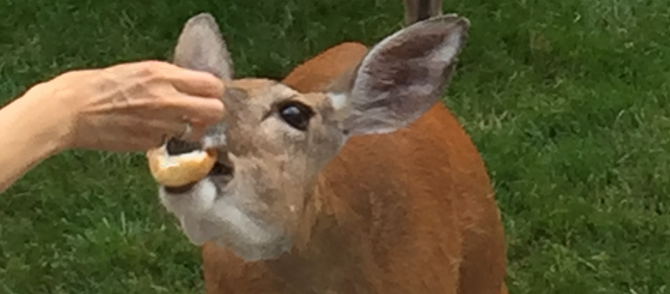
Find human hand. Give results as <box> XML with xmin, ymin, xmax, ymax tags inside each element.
<box><xmin>29</xmin><ymin>60</ymin><xmax>225</xmax><ymax>152</ymax></box>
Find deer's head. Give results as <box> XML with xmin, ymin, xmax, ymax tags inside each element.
<box><xmin>155</xmin><ymin>13</ymin><xmax>469</xmax><ymax>261</ymax></box>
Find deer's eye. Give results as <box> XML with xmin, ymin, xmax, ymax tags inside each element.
<box><xmin>278</xmin><ymin>101</ymin><xmax>314</xmax><ymax>131</ymax></box>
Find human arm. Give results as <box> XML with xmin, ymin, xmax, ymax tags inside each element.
<box><xmin>0</xmin><ymin>84</ymin><xmax>69</xmax><ymax>193</ymax></box>
<box><xmin>0</xmin><ymin>60</ymin><xmax>225</xmax><ymax>194</ymax></box>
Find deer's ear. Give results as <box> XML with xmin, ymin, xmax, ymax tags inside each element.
<box><xmin>173</xmin><ymin>13</ymin><xmax>234</xmax><ymax>81</ymax></box>
<box><xmin>327</xmin><ymin>15</ymin><xmax>469</xmax><ymax>136</ymax></box>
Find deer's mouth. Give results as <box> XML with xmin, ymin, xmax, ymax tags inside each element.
<box><xmin>208</xmin><ymin>160</ymin><xmax>234</xmax><ymax>177</ymax></box>
<box><xmin>162</xmin><ymin>160</ymin><xmax>235</xmax><ymax>194</ymax></box>
<box><xmin>164</xmin><ymin>182</ymin><xmax>198</xmax><ymax>194</ymax></box>
<box><xmin>147</xmin><ymin>136</ymin><xmax>235</xmax><ymax>194</ymax></box>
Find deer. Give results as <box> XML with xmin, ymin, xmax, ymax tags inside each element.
<box><xmin>151</xmin><ymin>0</ymin><xmax>508</xmax><ymax>293</ymax></box>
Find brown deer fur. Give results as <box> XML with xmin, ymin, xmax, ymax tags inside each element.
<box><xmin>154</xmin><ymin>1</ymin><xmax>508</xmax><ymax>293</ymax></box>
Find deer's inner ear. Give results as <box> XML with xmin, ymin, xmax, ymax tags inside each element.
<box><xmin>173</xmin><ymin>13</ymin><xmax>234</xmax><ymax>81</ymax></box>
<box><xmin>337</xmin><ymin>15</ymin><xmax>469</xmax><ymax>136</ymax></box>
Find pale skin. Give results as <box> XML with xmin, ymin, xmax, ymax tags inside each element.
<box><xmin>0</xmin><ymin>60</ymin><xmax>225</xmax><ymax>193</ymax></box>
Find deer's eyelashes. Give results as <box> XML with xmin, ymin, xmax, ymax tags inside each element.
<box><xmin>276</xmin><ymin>100</ymin><xmax>315</xmax><ymax>131</ymax></box>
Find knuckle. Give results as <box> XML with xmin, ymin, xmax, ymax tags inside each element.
<box><xmin>136</xmin><ymin>60</ymin><xmax>169</xmax><ymax>80</ymax></box>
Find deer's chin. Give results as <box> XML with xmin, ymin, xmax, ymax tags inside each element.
<box><xmin>159</xmin><ymin>178</ymin><xmax>292</xmax><ymax>261</ymax></box>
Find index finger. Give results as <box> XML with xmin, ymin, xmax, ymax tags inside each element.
<box><xmin>169</xmin><ymin>94</ymin><xmax>226</xmax><ymax>124</ymax></box>
<box><xmin>166</xmin><ymin>67</ymin><xmax>225</xmax><ymax>99</ymax></box>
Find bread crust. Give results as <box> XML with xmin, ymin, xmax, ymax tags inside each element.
<box><xmin>146</xmin><ymin>145</ymin><xmax>217</xmax><ymax>187</ymax></box>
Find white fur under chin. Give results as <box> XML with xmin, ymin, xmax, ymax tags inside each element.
<box><xmin>158</xmin><ymin>179</ymin><xmax>286</xmax><ymax>260</ymax></box>
<box><xmin>159</xmin><ymin>180</ymin><xmax>218</xmax><ymax>244</ymax></box>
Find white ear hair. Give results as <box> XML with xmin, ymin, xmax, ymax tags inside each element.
<box><xmin>335</xmin><ymin>14</ymin><xmax>469</xmax><ymax>136</ymax></box>
<box><xmin>173</xmin><ymin>13</ymin><xmax>234</xmax><ymax>80</ymax></box>
<box><xmin>327</xmin><ymin>92</ymin><xmax>349</xmax><ymax>111</ymax></box>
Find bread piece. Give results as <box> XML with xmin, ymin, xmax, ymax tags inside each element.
<box><xmin>146</xmin><ymin>145</ymin><xmax>217</xmax><ymax>187</ymax></box>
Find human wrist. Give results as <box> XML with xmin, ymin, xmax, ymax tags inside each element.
<box><xmin>0</xmin><ymin>79</ymin><xmax>77</xmax><ymax>193</ymax></box>
<box><xmin>17</xmin><ymin>79</ymin><xmax>76</xmax><ymax>153</ymax></box>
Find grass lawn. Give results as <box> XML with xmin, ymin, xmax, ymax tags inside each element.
<box><xmin>1</xmin><ymin>0</ymin><xmax>669</xmax><ymax>293</ymax></box>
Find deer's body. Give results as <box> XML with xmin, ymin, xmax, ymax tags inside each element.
<box><xmin>153</xmin><ymin>1</ymin><xmax>507</xmax><ymax>293</ymax></box>
<box><xmin>199</xmin><ymin>42</ymin><xmax>507</xmax><ymax>294</ymax></box>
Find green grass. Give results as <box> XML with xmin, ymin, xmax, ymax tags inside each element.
<box><xmin>1</xmin><ymin>0</ymin><xmax>669</xmax><ymax>293</ymax></box>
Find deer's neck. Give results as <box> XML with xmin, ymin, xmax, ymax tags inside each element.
<box><xmin>264</xmin><ymin>172</ymin><xmax>374</xmax><ymax>293</ymax></box>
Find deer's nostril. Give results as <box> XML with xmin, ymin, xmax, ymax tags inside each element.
<box><xmin>166</xmin><ymin>138</ymin><xmax>201</xmax><ymax>155</ymax></box>
<box><xmin>209</xmin><ymin>161</ymin><xmax>233</xmax><ymax>176</ymax></box>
